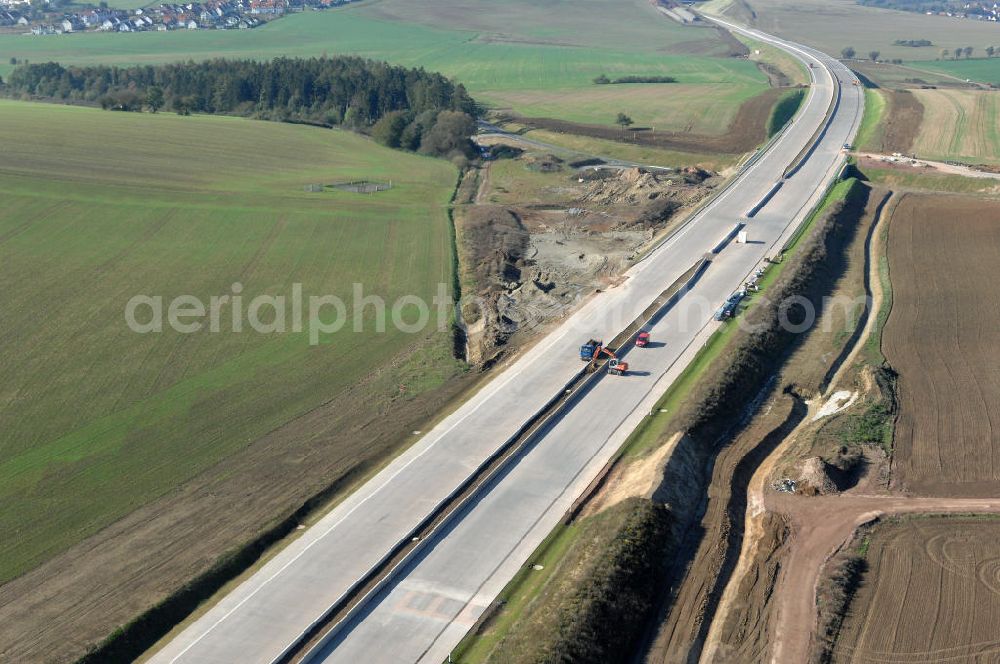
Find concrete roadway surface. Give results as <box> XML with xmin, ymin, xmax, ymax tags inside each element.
<box><xmin>150</xmin><ymin>23</ymin><xmax>863</xmax><ymax>664</ymax></box>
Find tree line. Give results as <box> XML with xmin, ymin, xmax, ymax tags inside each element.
<box><xmin>3</xmin><ymin>57</ymin><xmax>479</xmax><ymax>159</ymax></box>
<box><xmin>843</xmin><ymin>43</ymin><xmax>998</xmax><ymax>62</ymax></box>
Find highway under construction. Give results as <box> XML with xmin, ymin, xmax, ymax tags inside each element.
<box><xmin>151</xmin><ymin>18</ymin><xmax>865</xmax><ymax>664</ymax></box>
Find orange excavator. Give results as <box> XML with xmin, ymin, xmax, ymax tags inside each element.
<box><xmin>579</xmin><ymin>339</ymin><xmax>629</xmax><ymax>376</ymax></box>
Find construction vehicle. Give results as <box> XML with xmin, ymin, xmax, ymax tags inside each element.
<box><xmin>580</xmin><ymin>339</ymin><xmax>603</xmax><ymax>361</ymax></box>
<box><xmin>608</xmin><ymin>359</ymin><xmax>629</xmax><ymax>376</ymax></box>
<box><xmin>579</xmin><ymin>339</ymin><xmax>629</xmax><ymax>375</ymax></box>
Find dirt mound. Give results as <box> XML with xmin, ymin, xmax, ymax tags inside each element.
<box><xmin>581</xmin><ymin>167</ymin><xmax>713</xmax><ymax>209</ymax></box>
<box><xmin>796</xmin><ymin>456</ymin><xmax>838</xmax><ymax>495</ymax></box>
<box><xmin>460</xmin><ymin>206</ymin><xmax>529</xmax><ymax>290</ymax></box>
<box><xmin>522</xmin><ymin>153</ymin><xmax>563</xmax><ymax>172</ymax></box>
<box><xmin>583</xmin><ymin>167</ymin><xmax>667</xmax><ymax>205</ymax></box>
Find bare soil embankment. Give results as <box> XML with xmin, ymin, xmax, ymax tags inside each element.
<box><xmin>870</xmin><ymin>90</ymin><xmax>925</xmax><ymax>155</ymax></box>
<box><xmin>641</xmin><ymin>181</ymin><xmax>895</xmax><ymax>664</ymax></box>
<box><xmin>647</xmin><ymin>395</ymin><xmax>805</xmax><ymax>664</ymax></box>
<box><xmin>707</xmin><ymin>190</ymin><xmax>1000</xmax><ymax>664</ymax></box>
<box><xmin>636</xmin><ymin>179</ymin><xmax>876</xmax><ymax>663</ymax></box>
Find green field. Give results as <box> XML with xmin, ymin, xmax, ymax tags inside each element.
<box><xmin>358</xmin><ymin>0</ymin><xmax>730</xmax><ymax>53</ymax></box>
<box><xmin>0</xmin><ymin>0</ymin><xmax>769</xmax><ymax>133</ymax></box>
<box><xmin>856</xmin><ymin>88</ymin><xmax>887</xmax><ymax>150</ymax></box>
<box><xmin>849</xmin><ymin>60</ymin><xmax>959</xmax><ymax>89</ymax></box>
<box><xmin>0</xmin><ymin>100</ymin><xmax>460</xmax><ymax>582</ymax></box>
<box><xmin>918</xmin><ymin>57</ymin><xmax>1000</xmax><ymax>85</ymax></box>
<box><xmin>493</xmin><ymin>82</ymin><xmax>765</xmax><ymax>135</ymax></box>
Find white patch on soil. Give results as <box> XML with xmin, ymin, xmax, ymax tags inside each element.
<box><xmin>812</xmin><ymin>390</ymin><xmax>858</xmax><ymax>421</ymax></box>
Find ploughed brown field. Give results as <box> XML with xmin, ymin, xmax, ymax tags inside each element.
<box><xmin>833</xmin><ymin>516</ymin><xmax>1000</xmax><ymax>663</ymax></box>
<box><xmin>883</xmin><ymin>194</ymin><xmax>1000</xmax><ymax>495</ymax></box>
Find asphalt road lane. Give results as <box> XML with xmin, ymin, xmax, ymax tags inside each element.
<box><xmin>151</xmin><ymin>21</ymin><xmax>862</xmax><ymax>664</ymax></box>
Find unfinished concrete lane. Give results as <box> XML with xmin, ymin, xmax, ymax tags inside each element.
<box><xmin>151</xmin><ymin>23</ymin><xmax>862</xmax><ymax>664</ymax></box>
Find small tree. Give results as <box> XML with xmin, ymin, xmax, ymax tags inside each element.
<box><xmin>419</xmin><ymin>110</ymin><xmax>476</xmax><ymax>159</ymax></box>
<box><xmin>841</xmin><ymin>46</ymin><xmax>856</xmax><ymax>59</ymax></box>
<box><xmin>616</xmin><ymin>112</ymin><xmax>633</xmax><ymax>139</ymax></box>
<box><xmin>593</xmin><ymin>74</ymin><xmax>610</xmax><ymax>85</ymax></box>
<box><xmin>941</xmin><ymin>48</ymin><xmax>950</xmax><ymax>60</ymax></box>
<box><xmin>371</xmin><ymin>110</ymin><xmax>410</xmax><ymax>149</ymax></box>
<box><xmin>869</xmin><ymin>50</ymin><xmax>880</xmax><ymax>62</ymax></box>
<box><xmin>987</xmin><ymin>46</ymin><xmax>995</xmax><ymax>58</ymax></box>
<box><xmin>964</xmin><ymin>46</ymin><xmax>974</xmax><ymax>58</ymax></box>
<box><xmin>172</xmin><ymin>95</ymin><xmax>194</xmax><ymax>116</ymax></box>
<box><xmin>145</xmin><ymin>86</ymin><xmax>164</xmax><ymax>113</ymax></box>
<box><xmin>8</xmin><ymin>57</ymin><xmax>16</xmax><ymax>66</ymax></box>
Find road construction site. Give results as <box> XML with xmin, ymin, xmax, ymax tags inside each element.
<box><xmin>150</xmin><ymin>18</ymin><xmax>865</xmax><ymax>664</ymax></box>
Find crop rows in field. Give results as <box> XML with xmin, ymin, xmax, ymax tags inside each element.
<box><xmin>882</xmin><ymin>194</ymin><xmax>1000</xmax><ymax>495</ymax></box>
<box><xmin>910</xmin><ymin>89</ymin><xmax>1000</xmax><ymax>164</ymax></box>
<box><xmin>833</xmin><ymin>516</ymin><xmax>1000</xmax><ymax>663</ymax></box>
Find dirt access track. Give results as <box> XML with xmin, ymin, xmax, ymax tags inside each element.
<box><xmin>884</xmin><ymin>194</ymin><xmax>1000</xmax><ymax>496</ymax></box>
<box><xmin>512</xmin><ymin>88</ymin><xmax>787</xmax><ymax>155</ymax></box>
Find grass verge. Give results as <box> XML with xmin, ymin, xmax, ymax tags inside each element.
<box><xmin>767</xmin><ymin>88</ymin><xmax>806</xmax><ymax>138</ymax></box>
<box><xmin>855</xmin><ymin>88</ymin><xmax>886</xmax><ymax>151</ymax></box>
<box><xmin>862</xmin><ymin>166</ymin><xmax>1000</xmax><ymax>195</ymax></box>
